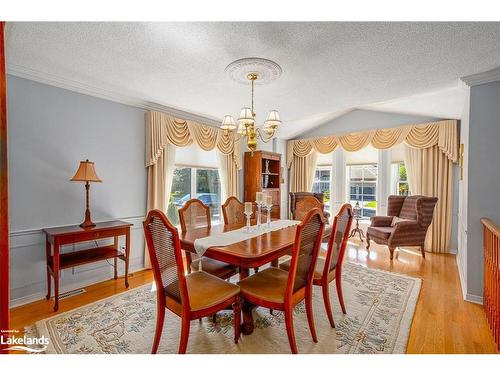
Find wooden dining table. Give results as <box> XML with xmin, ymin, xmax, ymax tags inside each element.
<box><xmin>179</xmin><ymin>221</ymin><xmax>331</xmax><ymax>335</ymax></box>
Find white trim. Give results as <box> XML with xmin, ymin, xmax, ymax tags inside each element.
<box><xmin>465</xmin><ymin>293</ymin><xmax>483</xmax><ymax>305</ymax></box>
<box><xmin>456</xmin><ymin>254</ymin><xmax>468</xmax><ymax>301</ymax></box>
<box><xmin>461</xmin><ymin>66</ymin><xmax>500</xmax><ymax>87</ymax></box>
<box><xmin>7</xmin><ymin>63</ymin><xmax>222</xmax><ymax>128</ymax></box>
<box><xmin>9</xmin><ymin>215</ymin><xmax>145</xmax><ymax>238</ymax></box>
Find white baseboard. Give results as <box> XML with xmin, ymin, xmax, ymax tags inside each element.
<box><xmin>456</xmin><ymin>256</ymin><xmax>467</xmax><ymax>301</ymax></box>
<box><xmin>465</xmin><ymin>293</ymin><xmax>483</xmax><ymax>305</ymax></box>
<box><xmin>10</xmin><ymin>265</ymin><xmax>147</xmax><ymax>308</ymax></box>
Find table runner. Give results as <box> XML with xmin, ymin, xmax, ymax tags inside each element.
<box><xmin>193</xmin><ymin>219</ymin><xmax>300</xmax><ymax>270</ymax></box>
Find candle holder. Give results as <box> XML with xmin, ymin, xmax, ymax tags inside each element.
<box><xmin>265</xmin><ymin>203</ymin><xmax>272</xmax><ymax>228</ymax></box>
<box><xmin>256</xmin><ymin>202</ymin><xmax>263</xmax><ymax>230</ymax></box>
<box><xmin>244</xmin><ymin>211</ymin><xmax>253</xmax><ymax>233</ymax></box>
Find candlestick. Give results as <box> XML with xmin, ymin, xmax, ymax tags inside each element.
<box><xmin>244</xmin><ymin>211</ymin><xmax>253</xmax><ymax>233</ymax></box>
<box><xmin>256</xmin><ymin>202</ymin><xmax>262</xmax><ymax>230</ymax></box>
<box><xmin>266</xmin><ymin>204</ymin><xmax>272</xmax><ymax>228</ymax></box>
<box><xmin>264</xmin><ymin>195</ymin><xmax>272</xmax><ymax>206</ymax></box>
<box><xmin>255</xmin><ymin>192</ymin><xmax>263</xmax><ymax>204</ymax></box>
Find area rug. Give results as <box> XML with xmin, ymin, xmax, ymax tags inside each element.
<box><xmin>29</xmin><ymin>263</ymin><xmax>421</xmax><ymax>354</ymax></box>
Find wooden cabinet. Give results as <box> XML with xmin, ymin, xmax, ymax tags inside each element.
<box><xmin>244</xmin><ymin>151</ymin><xmax>282</xmax><ymax>219</ymax></box>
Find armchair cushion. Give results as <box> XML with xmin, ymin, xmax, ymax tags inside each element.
<box><xmin>370</xmin><ymin>215</ymin><xmax>394</xmax><ymax>227</ymax></box>
<box><xmin>390</xmin><ymin>216</ymin><xmax>413</xmax><ymax>227</ymax></box>
<box><xmin>367</xmin><ymin>226</ymin><xmax>394</xmax><ymax>240</ymax></box>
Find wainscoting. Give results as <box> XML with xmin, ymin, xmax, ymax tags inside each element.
<box><xmin>9</xmin><ymin>216</ymin><xmax>145</xmax><ymax>307</ymax></box>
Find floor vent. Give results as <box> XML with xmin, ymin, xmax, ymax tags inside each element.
<box><xmin>59</xmin><ymin>288</ymin><xmax>86</xmax><ymax>300</ymax></box>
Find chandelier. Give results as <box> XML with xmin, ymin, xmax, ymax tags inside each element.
<box><xmin>220</xmin><ymin>58</ymin><xmax>282</xmax><ymax>152</ymax></box>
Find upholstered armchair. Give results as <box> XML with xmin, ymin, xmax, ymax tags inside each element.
<box><xmin>366</xmin><ymin>195</ymin><xmax>438</xmax><ymax>260</ymax></box>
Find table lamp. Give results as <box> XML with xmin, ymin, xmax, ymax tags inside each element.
<box><xmin>70</xmin><ymin>159</ymin><xmax>102</xmax><ymax>228</ymax></box>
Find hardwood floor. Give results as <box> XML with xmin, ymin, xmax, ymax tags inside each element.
<box><xmin>9</xmin><ymin>236</ymin><xmax>499</xmax><ymax>354</ymax></box>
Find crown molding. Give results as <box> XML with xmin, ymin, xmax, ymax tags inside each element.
<box><xmin>461</xmin><ymin>66</ymin><xmax>500</xmax><ymax>87</ymax></box>
<box><xmin>6</xmin><ymin>63</ymin><xmax>222</xmax><ymax>127</ymax></box>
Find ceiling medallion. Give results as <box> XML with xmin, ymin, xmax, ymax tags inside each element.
<box><xmin>225</xmin><ymin>57</ymin><xmax>282</xmax><ymax>85</ymax></box>
<box><xmin>221</xmin><ymin>58</ymin><xmax>282</xmax><ymax>153</ymax></box>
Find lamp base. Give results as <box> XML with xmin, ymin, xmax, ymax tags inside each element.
<box><xmin>80</xmin><ymin>208</ymin><xmax>96</xmax><ymax>228</ymax></box>
<box><xmin>80</xmin><ymin>220</ymin><xmax>96</xmax><ymax>229</ymax></box>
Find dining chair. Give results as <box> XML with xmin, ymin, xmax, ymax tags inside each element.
<box><xmin>293</xmin><ymin>196</ymin><xmax>332</xmax><ymax>243</ymax></box>
<box><xmin>143</xmin><ymin>209</ymin><xmax>241</xmax><ymax>354</ymax></box>
<box><xmin>238</xmin><ymin>208</ymin><xmax>326</xmax><ymax>354</ymax></box>
<box><xmin>179</xmin><ymin>198</ymin><xmax>238</xmax><ymax>280</ymax></box>
<box><xmin>222</xmin><ymin>196</ymin><xmax>267</xmax><ymax>226</ymax></box>
<box><xmin>222</xmin><ymin>196</ymin><xmax>246</xmax><ymax>225</ymax></box>
<box><xmin>280</xmin><ymin>203</ymin><xmax>353</xmax><ymax>327</ymax></box>
<box><xmin>221</xmin><ymin>196</ymin><xmax>265</xmax><ymax>273</ymax></box>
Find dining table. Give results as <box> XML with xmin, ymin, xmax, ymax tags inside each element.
<box><xmin>179</xmin><ymin>220</ymin><xmax>331</xmax><ymax>335</ymax></box>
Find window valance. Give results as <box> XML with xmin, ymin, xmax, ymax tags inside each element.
<box><xmin>286</xmin><ymin>119</ymin><xmax>458</xmax><ymax>168</ymax></box>
<box><xmin>145</xmin><ymin>111</ymin><xmax>241</xmax><ymax>169</ymax></box>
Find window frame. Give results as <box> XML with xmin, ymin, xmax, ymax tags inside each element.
<box><xmin>168</xmin><ymin>164</ymin><xmax>222</xmax><ymax>226</ymax></box>
<box><xmin>346</xmin><ymin>163</ymin><xmax>378</xmax><ymax>219</ymax></box>
<box><xmin>312</xmin><ymin>165</ymin><xmax>332</xmax><ymax>214</ymax></box>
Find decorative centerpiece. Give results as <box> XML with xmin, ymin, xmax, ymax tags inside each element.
<box><xmin>255</xmin><ymin>192</ymin><xmax>263</xmax><ymax>230</ymax></box>
<box><xmin>349</xmin><ymin>201</ymin><xmax>365</xmax><ymax>242</ymax></box>
<box><xmin>244</xmin><ymin>202</ymin><xmax>253</xmax><ymax>233</ymax></box>
<box><xmin>264</xmin><ymin>195</ymin><xmax>273</xmax><ymax>228</ymax></box>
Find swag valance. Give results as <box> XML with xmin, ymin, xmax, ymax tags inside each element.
<box><xmin>145</xmin><ymin>111</ymin><xmax>241</xmax><ymax>169</ymax></box>
<box><xmin>286</xmin><ymin>119</ymin><xmax>458</xmax><ymax>168</ymax></box>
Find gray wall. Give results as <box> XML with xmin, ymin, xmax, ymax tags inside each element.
<box><xmin>7</xmin><ymin>76</ymin><xmax>147</xmax><ymax>305</ymax></box>
<box><xmin>466</xmin><ymin>80</ymin><xmax>500</xmax><ymax>297</ymax></box>
<box><xmin>296</xmin><ymin>109</ymin><xmax>440</xmax><ymax>139</ymax></box>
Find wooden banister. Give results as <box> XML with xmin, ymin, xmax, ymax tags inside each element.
<box><xmin>482</xmin><ymin>217</ymin><xmax>500</xmax><ymax>350</ymax></box>
<box><xmin>0</xmin><ymin>22</ymin><xmax>10</xmax><ymax>353</ymax></box>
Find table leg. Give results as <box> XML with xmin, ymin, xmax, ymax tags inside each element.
<box><xmin>113</xmin><ymin>236</ymin><xmax>118</xmax><ymax>280</ymax></box>
<box><xmin>239</xmin><ymin>267</ymin><xmax>255</xmax><ymax>335</ymax></box>
<box><xmin>53</xmin><ymin>240</ymin><xmax>60</xmax><ymax>311</ymax></box>
<box><xmin>45</xmin><ymin>238</ymin><xmax>51</xmax><ymax>300</ymax></box>
<box><xmin>124</xmin><ymin>229</ymin><xmax>130</xmax><ymax>288</ymax></box>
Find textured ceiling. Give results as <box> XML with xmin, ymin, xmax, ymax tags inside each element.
<box><xmin>6</xmin><ymin>22</ymin><xmax>500</xmax><ymax>138</ymax></box>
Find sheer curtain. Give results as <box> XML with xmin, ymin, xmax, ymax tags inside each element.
<box><xmin>217</xmin><ymin>152</ymin><xmax>239</xmax><ymax>203</ymax></box>
<box><xmin>145</xmin><ymin>144</ymin><xmax>176</xmax><ymax>268</ymax></box>
<box><xmin>289</xmin><ymin>151</ymin><xmax>318</xmax><ymax>192</ymax></box>
<box><xmin>404</xmin><ymin>144</ymin><xmax>453</xmax><ymax>253</ymax></box>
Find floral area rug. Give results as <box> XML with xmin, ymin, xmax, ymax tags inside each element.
<box><xmin>29</xmin><ymin>262</ymin><xmax>421</xmax><ymax>354</ymax></box>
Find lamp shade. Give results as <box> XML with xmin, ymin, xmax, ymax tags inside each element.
<box><xmin>220</xmin><ymin>115</ymin><xmax>237</xmax><ymax>130</ymax></box>
<box><xmin>238</xmin><ymin>107</ymin><xmax>255</xmax><ymax>125</ymax></box>
<box><xmin>70</xmin><ymin>160</ymin><xmax>102</xmax><ymax>182</ymax></box>
<box><xmin>264</xmin><ymin>110</ymin><xmax>281</xmax><ymax>128</ymax></box>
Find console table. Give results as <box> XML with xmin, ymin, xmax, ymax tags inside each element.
<box><xmin>43</xmin><ymin>220</ymin><xmax>132</xmax><ymax>311</ymax></box>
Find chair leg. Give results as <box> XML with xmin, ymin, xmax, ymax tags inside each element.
<box><xmin>151</xmin><ymin>306</ymin><xmax>165</xmax><ymax>354</ymax></box>
<box><xmin>420</xmin><ymin>246</ymin><xmax>426</xmax><ymax>258</ymax></box>
<box><xmin>389</xmin><ymin>246</ymin><xmax>395</xmax><ymax>260</ymax></box>
<box><xmin>366</xmin><ymin>234</ymin><xmax>371</xmax><ymax>250</ymax></box>
<box><xmin>212</xmin><ymin>314</ymin><xmax>217</xmax><ymax>323</ymax></box>
<box><xmin>335</xmin><ymin>273</ymin><xmax>346</xmax><ymax>315</ymax></box>
<box><xmin>178</xmin><ymin>316</ymin><xmax>191</xmax><ymax>354</ymax></box>
<box><xmin>305</xmin><ymin>287</ymin><xmax>318</xmax><ymax>343</ymax></box>
<box><xmin>322</xmin><ymin>283</ymin><xmax>335</xmax><ymax>328</ymax></box>
<box><xmin>233</xmin><ymin>297</ymin><xmax>242</xmax><ymax>344</ymax></box>
<box><xmin>284</xmin><ymin>307</ymin><xmax>298</xmax><ymax>354</ymax></box>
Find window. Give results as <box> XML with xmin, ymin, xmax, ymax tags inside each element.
<box><xmin>391</xmin><ymin>162</ymin><xmax>410</xmax><ymax>196</ymax></box>
<box><xmin>167</xmin><ymin>167</ymin><xmax>222</xmax><ymax>226</ymax></box>
<box><xmin>346</xmin><ymin>164</ymin><xmax>377</xmax><ymax>218</ymax></box>
<box><xmin>312</xmin><ymin>166</ymin><xmax>331</xmax><ymax>213</ymax></box>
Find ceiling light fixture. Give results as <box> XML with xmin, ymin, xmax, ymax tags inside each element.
<box><xmin>221</xmin><ymin>58</ymin><xmax>282</xmax><ymax>152</ymax></box>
